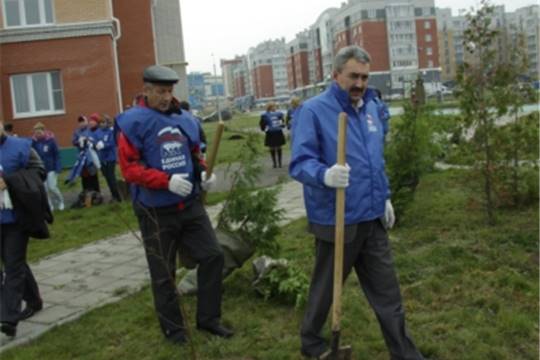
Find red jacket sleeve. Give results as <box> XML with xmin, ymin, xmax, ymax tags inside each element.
<box><xmin>117</xmin><ymin>132</ymin><xmax>169</xmax><ymax>189</ymax></box>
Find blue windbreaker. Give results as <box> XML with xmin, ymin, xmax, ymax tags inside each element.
<box><xmin>289</xmin><ymin>82</ymin><xmax>390</xmax><ymax>226</ymax></box>
<box><xmin>1</xmin><ymin>136</ymin><xmax>31</xmax><ymax>224</ymax></box>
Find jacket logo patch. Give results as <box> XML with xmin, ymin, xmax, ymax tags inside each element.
<box><xmin>367</xmin><ymin>114</ymin><xmax>378</xmax><ymax>133</ymax></box>
<box><xmin>158</xmin><ymin>127</ymin><xmax>187</xmax><ymax>171</ymax></box>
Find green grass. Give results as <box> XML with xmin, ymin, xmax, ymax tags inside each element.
<box><xmin>27</xmin><ymin>202</ymin><xmax>138</xmax><ymax>263</ymax></box>
<box><xmin>203</xmin><ymin>113</ymin><xmax>282</xmax><ymax>165</ymax></box>
<box><xmin>8</xmin><ymin>169</ymin><xmax>538</xmax><ymax>359</ymax></box>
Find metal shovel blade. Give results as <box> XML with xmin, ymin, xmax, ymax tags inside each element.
<box><xmin>319</xmin><ymin>345</ymin><xmax>352</xmax><ymax>360</ymax></box>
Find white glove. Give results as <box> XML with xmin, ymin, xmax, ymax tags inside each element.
<box><xmin>78</xmin><ymin>137</ymin><xmax>86</xmax><ymax>148</ymax></box>
<box><xmin>0</xmin><ymin>190</ymin><xmax>13</xmax><ymax>210</ymax></box>
<box><xmin>323</xmin><ymin>164</ymin><xmax>350</xmax><ymax>188</ymax></box>
<box><xmin>384</xmin><ymin>199</ymin><xmax>395</xmax><ymax>229</ymax></box>
<box><xmin>95</xmin><ymin>141</ymin><xmax>105</xmax><ymax>150</ymax></box>
<box><xmin>168</xmin><ymin>173</ymin><xmax>193</xmax><ymax>197</ymax></box>
<box><xmin>201</xmin><ymin>171</ymin><xmax>216</xmax><ymax>191</ymax></box>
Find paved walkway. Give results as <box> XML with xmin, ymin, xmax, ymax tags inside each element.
<box><xmin>0</xmin><ymin>180</ymin><xmax>305</xmax><ymax>352</ymax></box>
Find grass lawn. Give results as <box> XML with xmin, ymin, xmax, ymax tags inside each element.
<box><xmin>8</xmin><ymin>169</ymin><xmax>538</xmax><ymax>359</ymax></box>
<box><xmin>202</xmin><ymin>113</ymin><xmax>291</xmax><ymax>165</ymax></box>
<box><xmin>27</xmin><ymin>201</ymin><xmax>138</xmax><ymax>263</ymax></box>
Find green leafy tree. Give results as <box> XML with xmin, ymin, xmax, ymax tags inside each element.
<box><xmin>386</xmin><ymin>84</ymin><xmax>438</xmax><ymax>220</ymax></box>
<box><xmin>491</xmin><ymin>30</ymin><xmax>538</xmax><ymax>206</ymax></box>
<box><xmin>455</xmin><ymin>0</ymin><xmax>503</xmax><ymax>224</ymax></box>
<box><xmin>217</xmin><ymin>133</ymin><xmax>283</xmax><ymax>256</ymax></box>
<box><xmin>456</xmin><ymin>0</ymin><xmax>537</xmax><ymax>221</ymax></box>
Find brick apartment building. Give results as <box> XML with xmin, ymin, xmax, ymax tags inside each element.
<box><xmin>0</xmin><ymin>0</ymin><xmax>187</xmax><ymax>149</ymax></box>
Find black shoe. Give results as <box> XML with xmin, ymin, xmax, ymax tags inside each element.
<box><xmin>19</xmin><ymin>302</ymin><xmax>43</xmax><ymax>321</ymax></box>
<box><xmin>197</xmin><ymin>323</ymin><xmax>234</xmax><ymax>338</ymax></box>
<box><xmin>0</xmin><ymin>322</ymin><xmax>17</xmax><ymax>337</ymax></box>
<box><xmin>300</xmin><ymin>346</ymin><xmax>327</xmax><ymax>359</ymax></box>
<box><xmin>166</xmin><ymin>331</ymin><xmax>188</xmax><ymax>345</ymax></box>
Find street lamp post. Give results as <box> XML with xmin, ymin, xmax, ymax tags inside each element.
<box><xmin>212</xmin><ymin>54</ymin><xmax>222</xmax><ymax>122</ymax></box>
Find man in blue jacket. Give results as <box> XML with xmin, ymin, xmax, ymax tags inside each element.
<box><xmin>290</xmin><ymin>46</ymin><xmax>424</xmax><ymax>359</ymax></box>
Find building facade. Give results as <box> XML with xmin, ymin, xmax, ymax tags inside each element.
<box><xmin>247</xmin><ymin>38</ymin><xmax>289</xmax><ymax>103</ymax></box>
<box><xmin>1</xmin><ymin>0</ymin><xmax>188</xmax><ymax>147</ymax></box>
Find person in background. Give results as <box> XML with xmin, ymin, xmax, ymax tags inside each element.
<box><xmin>94</xmin><ymin>114</ymin><xmax>121</xmax><ymax>202</ymax></box>
<box><xmin>71</xmin><ymin>115</ymin><xmax>101</xmax><ymax>194</ymax></box>
<box><xmin>289</xmin><ymin>45</ymin><xmax>425</xmax><ymax>359</ymax></box>
<box><xmin>31</xmin><ymin>122</ymin><xmax>65</xmax><ymax>211</ymax></box>
<box><xmin>3</xmin><ymin>124</ymin><xmax>16</xmax><ymax>137</ymax></box>
<box><xmin>0</xmin><ymin>120</ymin><xmax>44</xmax><ymax>338</ymax></box>
<box><xmin>116</xmin><ymin>65</ymin><xmax>232</xmax><ymax>345</ymax></box>
<box><xmin>285</xmin><ymin>97</ymin><xmax>301</xmax><ymax>131</ymax></box>
<box><xmin>373</xmin><ymin>88</ymin><xmax>390</xmax><ymax>142</ymax></box>
<box><xmin>259</xmin><ymin>102</ymin><xmax>286</xmax><ymax>168</ymax></box>
<box><xmin>179</xmin><ymin>100</ymin><xmax>207</xmax><ymax>154</ymax></box>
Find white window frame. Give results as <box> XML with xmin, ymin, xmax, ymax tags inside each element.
<box><xmin>2</xmin><ymin>0</ymin><xmax>54</xmax><ymax>28</ymax></box>
<box><xmin>10</xmin><ymin>71</ymin><xmax>65</xmax><ymax>119</ymax></box>
<box><xmin>424</xmin><ymin>20</ymin><xmax>431</xmax><ymax>29</ymax></box>
<box><xmin>426</xmin><ymin>47</ymin><xmax>433</xmax><ymax>55</ymax></box>
<box><xmin>425</xmin><ymin>34</ymin><xmax>432</xmax><ymax>42</ymax></box>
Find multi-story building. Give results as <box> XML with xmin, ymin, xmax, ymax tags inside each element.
<box><xmin>310</xmin><ymin>7</ymin><xmax>338</xmax><ymax>87</ymax></box>
<box><xmin>286</xmin><ymin>30</ymin><xmax>311</xmax><ymax>93</ymax></box>
<box><xmin>330</xmin><ymin>0</ymin><xmax>440</xmax><ymax>96</ymax></box>
<box><xmin>437</xmin><ymin>4</ymin><xmax>539</xmax><ymax>84</ymax></box>
<box><xmin>1</xmin><ymin>0</ymin><xmax>187</xmax><ymax>148</ymax></box>
<box><xmin>506</xmin><ymin>5</ymin><xmax>539</xmax><ymax>80</ymax></box>
<box><xmin>247</xmin><ymin>38</ymin><xmax>289</xmax><ymax>103</ymax></box>
<box><xmin>186</xmin><ymin>71</ymin><xmax>224</xmax><ymax>110</ymax></box>
<box><xmin>151</xmin><ymin>0</ymin><xmax>188</xmax><ymax>101</ymax></box>
<box><xmin>221</xmin><ymin>56</ymin><xmax>243</xmax><ymax>99</ymax></box>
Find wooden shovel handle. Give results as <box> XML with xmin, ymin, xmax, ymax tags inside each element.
<box><xmin>331</xmin><ymin>112</ymin><xmax>347</xmax><ymax>332</ymax></box>
<box><xmin>201</xmin><ymin>121</ymin><xmax>224</xmax><ymax>203</ymax></box>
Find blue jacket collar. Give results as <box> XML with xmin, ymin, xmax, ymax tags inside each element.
<box><xmin>328</xmin><ymin>81</ymin><xmax>377</xmax><ymax>111</ymax></box>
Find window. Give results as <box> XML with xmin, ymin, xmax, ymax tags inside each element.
<box><xmin>428</xmin><ymin>60</ymin><xmax>434</xmax><ymax>67</ymax></box>
<box><xmin>10</xmin><ymin>71</ymin><xmax>64</xmax><ymax>118</ymax></box>
<box><xmin>424</xmin><ymin>20</ymin><xmax>431</xmax><ymax>29</ymax></box>
<box><xmin>3</xmin><ymin>0</ymin><xmax>53</xmax><ymax>27</ymax></box>
<box><xmin>425</xmin><ymin>34</ymin><xmax>432</xmax><ymax>42</ymax></box>
<box><xmin>426</xmin><ymin>47</ymin><xmax>433</xmax><ymax>55</ymax></box>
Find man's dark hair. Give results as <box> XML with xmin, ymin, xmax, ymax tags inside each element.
<box><xmin>4</xmin><ymin>123</ymin><xmax>13</xmax><ymax>132</ymax></box>
<box><xmin>179</xmin><ymin>100</ymin><xmax>190</xmax><ymax>111</ymax></box>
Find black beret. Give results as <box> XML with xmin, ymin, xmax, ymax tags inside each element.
<box><xmin>143</xmin><ymin>65</ymin><xmax>179</xmax><ymax>84</ymax></box>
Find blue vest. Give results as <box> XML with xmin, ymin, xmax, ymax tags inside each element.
<box><xmin>1</xmin><ymin>136</ymin><xmax>31</xmax><ymax>224</ymax></box>
<box><xmin>116</xmin><ymin>106</ymin><xmax>201</xmax><ymax>208</ymax></box>
<box><xmin>97</xmin><ymin>127</ymin><xmax>117</xmax><ymax>162</ymax></box>
<box><xmin>32</xmin><ymin>137</ymin><xmax>61</xmax><ymax>173</ymax></box>
<box><xmin>261</xmin><ymin>111</ymin><xmax>285</xmax><ymax>132</ymax></box>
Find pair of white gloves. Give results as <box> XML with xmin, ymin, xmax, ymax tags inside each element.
<box><xmin>324</xmin><ymin>164</ymin><xmax>395</xmax><ymax>229</ymax></box>
<box><xmin>168</xmin><ymin>171</ymin><xmax>216</xmax><ymax>197</ymax></box>
<box><xmin>79</xmin><ymin>137</ymin><xmax>105</xmax><ymax>150</ymax></box>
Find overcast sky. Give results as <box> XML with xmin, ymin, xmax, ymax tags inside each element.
<box><xmin>180</xmin><ymin>0</ymin><xmax>538</xmax><ymax>74</ymax></box>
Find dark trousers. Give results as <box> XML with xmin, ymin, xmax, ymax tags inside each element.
<box><xmin>301</xmin><ymin>220</ymin><xmax>423</xmax><ymax>360</ymax></box>
<box><xmin>0</xmin><ymin>223</ymin><xmax>41</xmax><ymax>325</ymax></box>
<box><xmin>135</xmin><ymin>200</ymin><xmax>224</xmax><ymax>339</ymax></box>
<box><xmin>81</xmin><ymin>171</ymin><xmax>100</xmax><ymax>193</ymax></box>
<box><xmin>100</xmin><ymin>161</ymin><xmax>121</xmax><ymax>201</ymax></box>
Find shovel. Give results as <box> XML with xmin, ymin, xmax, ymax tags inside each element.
<box><xmin>320</xmin><ymin>112</ymin><xmax>352</xmax><ymax>360</ymax></box>
<box><xmin>201</xmin><ymin>120</ymin><xmax>225</xmax><ymax>203</ymax></box>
